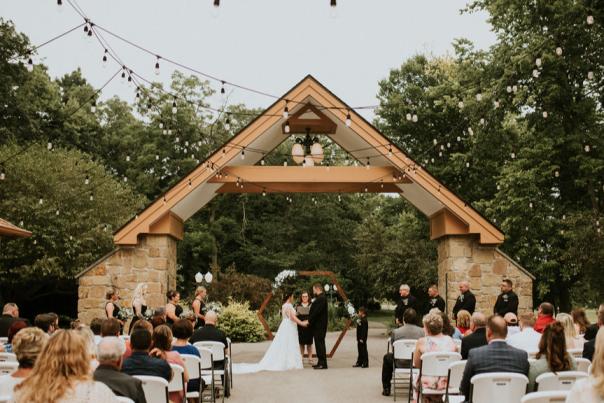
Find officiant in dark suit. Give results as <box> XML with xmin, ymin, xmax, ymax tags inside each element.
<box><xmin>308</xmin><ymin>283</ymin><xmax>328</xmax><ymax>370</ymax></box>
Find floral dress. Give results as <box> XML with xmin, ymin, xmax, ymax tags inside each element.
<box><xmin>414</xmin><ymin>335</ymin><xmax>457</xmax><ymax>402</ymax></box>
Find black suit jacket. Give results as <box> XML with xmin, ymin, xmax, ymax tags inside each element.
<box><xmin>122</xmin><ymin>352</ymin><xmax>172</xmax><ymax>381</ymax></box>
<box><xmin>309</xmin><ymin>294</ymin><xmax>328</xmax><ymax>336</ymax></box>
<box><xmin>460</xmin><ymin>327</ymin><xmax>488</xmax><ymax>360</ymax></box>
<box><xmin>425</xmin><ymin>296</ymin><xmax>446</xmax><ymax>314</ymax></box>
<box><xmin>583</xmin><ymin>338</ymin><xmax>595</xmax><ymax>362</ymax></box>
<box><xmin>452</xmin><ymin>291</ymin><xmax>476</xmax><ymax>318</ymax></box>
<box><xmin>459</xmin><ymin>341</ymin><xmax>529</xmax><ymax>400</ymax></box>
<box><xmin>395</xmin><ymin>295</ymin><xmax>418</xmax><ymax>319</ymax></box>
<box><xmin>94</xmin><ymin>365</ymin><xmax>147</xmax><ymax>403</ymax></box>
<box><xmin>493</xmin><ymin>291</ymin><xmax>519</xmax><ymax>316</ymax></box>
<box><xmin>356</xmin><ymin>318</ymin><xmax>368</xmax><ymax>342</ymax></box>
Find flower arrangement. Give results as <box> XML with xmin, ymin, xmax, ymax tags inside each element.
<box><xmin>345</xmin><ymin>301</ymin><xmax>362</xmax><ymax>326</ymax></box>
<box><xmin>143</xmin><ymin>308</ymin><xmax>154</xmax><ymax>320</ymax></box>
<box><xmin>272</xmin><ymin>270</ymin><xmax>297</xmax><ymax>289</ymax></box>
<box><xmin>117</xmin><ymin>308</ymin><xmax>133</xmax><ymax>321</ymax></box>
<box><xmin>204</xmin><ymin>301</ymin><xmax>224</xmax><ymax>315</ymax></box>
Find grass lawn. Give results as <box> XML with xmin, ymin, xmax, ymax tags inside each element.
<box><xmin>368</xmin><ymin>309</ymin><xmax>395</xmax><ymax>328</ymax></box>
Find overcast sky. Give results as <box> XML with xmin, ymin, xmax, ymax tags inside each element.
<box><xmin>2</xmin><ymin>0</ymin><xmax>496</xmax><ymax>120</ymax></box>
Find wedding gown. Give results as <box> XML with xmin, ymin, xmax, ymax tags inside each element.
<box><xmin>232</xmin><ymin>302</ymin><xmax>303</xmax><ymax>373</ymax></box>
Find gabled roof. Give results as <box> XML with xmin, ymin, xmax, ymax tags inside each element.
<box><xmin>114</xmin><ymin>75</ymin><xmax>504</xmax><ymax>246</ymax></box>
<box><xmin>0</xmin><ymin>218</ymin><xmax>32</xmax><ymax>238</ymax></box>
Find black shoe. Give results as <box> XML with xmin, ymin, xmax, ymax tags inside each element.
<box><xmin>352</xmin><ymin>363</ymin><xmax>361</xmax><ymax>368</ymax></box>
<box><xmin>312</xmin><ymin>364</ymin><xmax>321</xmax><ymax>369</ymax></box>
<box><xmin>313</xmin><ymin>364</ymin><xmax>328</xmax><ymax>370</ymax></box>
<box><xmin>382</xmin><ymin>388</ymin><xmax>391</xmax><ymax>396</ymax></box>
<box><xmin>361</xmin><ymin>364</ymin><xmax>368</xmax><ymax>368</ymax></box>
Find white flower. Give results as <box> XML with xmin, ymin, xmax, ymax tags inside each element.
<box><xmin>272</xmin><ymin>270</ymin><xmax>297</xmax><ymax>289</ymax></box>
<box><xmin>347</xmin><ymin>305</ymin><xmax>355</xmax><ymax>315</ymax></box>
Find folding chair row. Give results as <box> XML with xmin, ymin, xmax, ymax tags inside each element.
<box><xmin>535</xmin><ymin>371</ymin><xmax>587</xmax><ymax>391</ymax></box>
<box><xmin>391</xmin><ymin>339</ymin><xmax>417</xmax><ymax>402</ymax></box>
<box><xmin>0</xmin><ymin>353</ymin><xmax>16</xmax><ymax>363</ymax></box>
<box><xmin>0</xmin><ymin>362</ymin><xmax>18</xmax><ymax>376</ymax></box>
<box><xmin>521</xmin><ymin>391</ymin><xmax>569</xmax><ymax>403</ymax></box>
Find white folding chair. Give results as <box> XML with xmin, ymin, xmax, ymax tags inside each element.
<box><xmin>198</xmin><ymin>347</ymin><xmax>216</xmax><ymax>403</ymax></box>
<box><xmin>133</xmin><ymin>375</ymin><xmax>169</xmax><ymax>403</ymax></box>
<box><xmin>588</xmin><ymin>364</ymin><xmax>592</xmax><ymax>375</ymax></box>
<box><xmin>0</xmin><ymin>353</ymin><xmax>16</xmax><ymax>363</ymax></box>
<box><xmin>226</xmin><ymin>337</ymin><xmax>233</xmax><ymax>390</ymax></box>
<box><xmin>520</xmin><ymin>391</ymin><xmax>569</xmax><ymax>403</ymax></box>
<box><xmin>194</xmin><ymin>341</ymin><xmax>227</xmax><ymax>402</ymax></box>
<box><xmin>444</xmin><ymin>360</ymin><xmax>466</xmax><ymax>402</ymax></box>
<box><xmin>567</xmin><ymin>348</ymin><xmax>583</xmax><ymax>358</ymax></box>
<box><xmin>168</xmin><ymin>363</ymin><xmax>186</xmax><ymax>400</ymax></box>
<box><xmin>391</xmin><ymin>339</ymin><xmax>417</xmax><ymax>402</ymax></box>
<box><xmin>528</xmin><ymin>351</ymin><xmax>538</xmax><ymax>359</ymax></box>
<box><xmin>0</xmin><ymin>361</ymin><xmax>18</xmax><ymax>375</ymax></box>
<box><xmin>535</xmin><ymin>371</ymin><xmax>587</xmax><ymax>391</ymax></box>
<box><xmin>115</xmin><ymin>397</ymin><xmax>135</xmax><ymax>403</ymax></box>
<box><xmin>575</xmin><ymin>357</ymin><xmax>591</xmax><ymax>373</ymax></box>
<box><xmin>416</xmin><ymin>351</ymin><xmax>462</xmax><ymax>401</ymax></box>
<box><xmin>0</xmin><ymin>337</ymin><xmax>7</xmax><ymax>344</ymax></box>
<box><xmin>470</xmin><ymin>372</ymin><xmax>529</xmax><ymax>403</ymax></box>
<box><xmin>182</xmin><ymin>354</ymin><xmax>203</xmax><ymax>403</ymax></box>
<box><xmin>0</xmin><ymin>397</ymin><xmax>12</xmax><ymax>403</ymax></box>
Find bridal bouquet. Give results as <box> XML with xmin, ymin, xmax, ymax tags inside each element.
<box><xmin>117</xmin><ymin>308</ymin><xmax>133</xmax><ymax>321</ymax></box>
<box><xmin>272</xmin><ymin>270</ymin><xmax>297</xmax><ymax>289</ymax></box>
<box><xmin>345</xmin><ymin>301</ymin><xmax>362</xmax><ymax>326</ymax></box>
<box><xmin>204</xmin><ymin>301</ymin><xmax>224</xmax><ymax>315</ymax></box>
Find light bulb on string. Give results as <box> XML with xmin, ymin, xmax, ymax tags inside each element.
<box><xmin>84</xmin><ymin>175</ymin><xmax>90</xmax><ymax>185</ymax></box>
<box><xmin>260</xmin><ymin>157</ymin><xmax>265</xmax><ymax>166</ymax></box>
<box><xmin>102</xmin><ymin>49</ymin><xmax>108</xmax><ymax>68</ymax></box>
<box><xmin>406</xmin><ymin>113</ymin><xmax>412</xmax><ymax>121</ymax></box>
<box><xmin>458</xmin><ymin>101</ymin><xmax>464</xmax><ymax>109</ymax></box>
<box><xmin>120</xmin><ymin>68</ymin><xmax>126</xmax><ymax>83</ymax></box>
<box><xmin>172</xmin><ymin>99</ymin><xmax>177</xmax><ymax>114</ymax></box>
<box><xmin>476</xmin><ymin>93</ymin><xmax>482</xmax><ymax>102</ymax></box>
<box><xmin>154</xmin><ymin>56</ymin><xmax>160</xmax><ymax>75</ymax></box>
<box><xmin>366</xmin><ymin>158</ymin><xmax>370</xmax><ymax>169</ymax></box>
<box><xmin>456</xmin><ymin>136</ymin><xmax>461</xmax><ymax>142</ymax></box>
<box><xmin>262</xmin><ymin>189</ymin><xmax>267</xmax><ymax>197</ymax></box>
<box><xmin>283</xmin><ymin>101</ymin><xmax>289</xmax><ymax>118</ymax></box>
<box><xmin>240</xmin><ymin>148</ymin><xmax>245</xmax><ymax>160</ymax></box>
<box><xmin>89</xmin><ymin>192</ymin><xmax>94</xmax><ymax>201</ymax></box>
<box><xmin>283</xmin><ymin>159</ymin><xmax>288</xmax><ymax>167</ymax></box>
<box><xmin>284</xmin><ymin>121</ymin><xmax>290</xmax><ymax>133</ymax></box>
<box><xmin>388</xmin><ymin>145</ymin><xmax>393</xmax><ymax>157</ymax></box>
<box><xmin>542</xmin><ymin>111</ymin><xmax>548</xmax><ymax>118</ymax></box>
<box><xmin>554</xmin><ymin>170</ymin><xmax>559</xmax><ymax>178</ymax></box>
<box><xmin>585</xmin><ymin>144</ymin><xmax>591</xmax><ymax>152</ymax></box>
<box><xmin>494</xmin><ymin>100</ymin><xmax>500</xmax><ymax>108</ymax></box>
<box><xmin>220</xmin><ymin>81</ymin><xmax>226</xmax><ymax>95</ymax></box>
<box><xmin>588</xmin><ymin>71</ymin><xmax>594</xmax><ymax>80</ymax></box>
<box><xmin>26</xmin><ymin>57</ymin><xmax>33</xmax><ymax>72</ymax></box>
<box><xmin>0</xmin><ymin>167</ymin><xmax>4</xmax><ymax>181</ymax></box>
<box><xmin>535</xmin><ymin>58</ymin><xmax>542</xmax><ymax>67</ymax></box>
<box><xmin>532</xmin><ymin>69</ymin><xmax>540</xmax><ymax>78</ymax></box>
<box><xmin>412</xmin><ymin>114</ymin><xmax>418</xmax><ymax>123</ymax></box>
<box><xmin>126</xmin><ymin>155</ymin><xmax>130</xmax><ymax>162</ymax></box>
<box><xmin>225</xmin><ymin>113</ymin><xmax>231</xmax><ymax>130</ymax></box>
<box><xmin>468</xmin><ymin>127</ymin><xmax>474</xmax><ymax>136</ymax></box>
<box><xmin>90</xmin><ymin>101</ymin><xmax>96</xmax><ymax>113</ymax></box>
<box><xmin>587</xmin><ymin>15</ymin><xmax>594</xmax><ymax>25</ymax></box>
<box><xmin>345</xmin><ymin>110</ymin><xmax>352</xmax><ymax>127</ymax></box>
<box><xmin>47</xmin><ymin>142</ymin><xmax>52</xmax><ymax>150</ymax></box>
<box><xmin>512</xmin><ymin>85</ymin><xmax>518</xmax><ymax>93</ymax></box>
<box><xmin>188</xmin><ymin>179</ymin><xmax>192</xmax><ymax>188</ymax></box>
<box><xmin>159</xmin><ymin>122</ymin><xmax>164</xmax><ymax>129</ymax></box>
<box><xmin>55</xmin><ymin>210</ymin><xmax>60</xmax><ymax>216</ymax></box>
<box><xmin>86</xmin><ymin>24</ymin><xmax>94</xmax><ymax>42</ymax></box>
<box><xmin>480</xmin><ymin>118</ymin><xmax>485</xmax><ymax>125</ymax></box>
<box><xmin>555</xmin><ymin>47</ymin><xmax>563</xmax><ymax>56</ymax></box>
<box><xmin>506</xmin><ymin>86</ymin><xmax>512</xmax><ymax>93</ymax></box>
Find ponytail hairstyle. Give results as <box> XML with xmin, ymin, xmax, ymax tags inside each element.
<box><xmin>537</xmin><ymin>321</ymin><xmax>572</xmax><ymax>373</ymax></box>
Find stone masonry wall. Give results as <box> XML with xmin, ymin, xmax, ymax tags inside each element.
<box><xmin>78</xmin><ymin>234</ymin><xmax>177</xmax><ymax>325</ymax></box>
<box><xmin>437</xmin><ymin>235</ymin><xmax>533</xmax><ymax>316</ymax></box>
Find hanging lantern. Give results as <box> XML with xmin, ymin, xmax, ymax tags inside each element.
<box><xmin>310</xmin><ymin>142</ymin><xmax>324</xmax><ymax>164</ymax></box>
<box><xmin>303</xmin><ymin>155</ymin><xmax>315</xmax><ymax>167</ymax></box>
<box><xmin>195</xmin><ymin>272</ymin><xmax>203</xmax><ymax>283</ymax></box>
<box><xmin>291</xmin><ymin>143</ymin><xmax>305</xmax><ymax>164</ymax></box>
<box><xmin>204</xmin><ymin>272</ymin><xmax>213</xmax><ymax>283</ymax></box>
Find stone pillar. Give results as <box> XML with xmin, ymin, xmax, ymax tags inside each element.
<box><xmin>437</xmin><ymin>235</ymin><xmax>533</xmax><ymax>317</ymax></box>
<box><xmin>77</xmin><ymin>234</ymin><xmax>178</xmax><ymax>324</ymax></box>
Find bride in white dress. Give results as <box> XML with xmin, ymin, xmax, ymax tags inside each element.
<box><xmin>233</xmin><ymin>293</ymin><xmax>306</xmax><ymax>373</ymax></box>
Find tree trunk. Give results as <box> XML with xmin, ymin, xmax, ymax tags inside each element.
<box><xmin>558</xmin><ymin>281</ymin><xmax>572</xmax><ymax>313</ymax></box>
<box><xmin>209</xmin><ymin>205</ymin><xmax>218</xmax><ymax>268</ymax></box>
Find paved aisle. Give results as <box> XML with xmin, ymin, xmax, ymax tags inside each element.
<box><xmin>227</xmin><ymin>322</ymin><xmax>396</xmax><ymax>403</ymax></box>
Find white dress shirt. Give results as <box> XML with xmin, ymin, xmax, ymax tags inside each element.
<box><xmin>506</xmin><ymin>327</ymin><xmax>542</xmax><ymax>353</ymax></box>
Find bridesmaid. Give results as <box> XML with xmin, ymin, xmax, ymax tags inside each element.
<box><xmin>129</xmin><ymin>283</ymin><xmax>148</xmax><ymax>334</ymax></box>
<box><xmin>191</xmin><ymin>286</ymin><xmax>207</xmax><ymax>329</ymax></box>
<box><xmin>296</xmin><ymin>291</ymin><xmax>314</xmax><ymax>362</ymax></box>
<box><xmin>105</xmin><ymin>289</ymin><xmax>124</xmax><ymax>332</ymax></box>
<box><xmin>165</xmin><ymin>290</ymin><xmax>183</xmax><ymax>326</ymax></box>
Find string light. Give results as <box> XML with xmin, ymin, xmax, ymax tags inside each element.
<box><xmin>555</xmin><ymin>47</ymin><xmax>563</xmax><ymax>56</ymax></box>
<box><xmin>57</xmin><ymin>0</ymin><xmax>62</xmax><ymax>5</ymax></box>
<box><xmin>214</xmin><ymin>0</ymin><xmax>220</xmax><ymax>7</ymax></box>
<box><xmin>47</xmin><ymin>142</ymin><xmax>53</xmax><ymax>150</ymax></box>
<box><xmin>90</xmin><ymin>101</ymin><xmax>96</xmax><ymax>113</ymax></box>
<box><xmin>85</xmin><ymin>175</ymin><xmax>90</xmax><ymax>185</ymax></box>
<box><xmin>476</xmin><ymin>93</ymin><xmax>482</xmax><ymax>101</ymax></box>
<box><xmin>388</xmin><ymin>145</ymin><xmax>393</xmax><ymax>157</ymax></box>
<box><xmin>172</xmin><ymin>98</ymin><xmax>177</xmax><ymax>114</ymax></box>
<box><xmin>412</xmin><ymin>113</ymin><xmax>418</xmax><ymax>123</ymax></box>
<box><xmin>284</xmin><ymin>121</ymin><xmax>290</xmax><ymax>133</ymax></box>
<box><xmin>102</xmin><ymin>49</ymin><xmax>108</xmax><ymax>67</ymax></box>
<box><xmin>240</xmin><ymin>148</ymin><xmax>245</xmax><ymax>160</ymax></box>
<box><xmin>26</xmin><ymin>57</ymin><xmax>33</xmax><ymax>72</ymax></box>
<box><xmin>458</xmin><ymin>101</ymin><xmax>464</xmax><ymax>109</ymax></box>
<box><xmin>188</xmin><ymin>179</ymin><xmax>192</xmax><ymax>188</ymax></box>
<box><xmin>588</xmin><ymin>71</ymin><xmax>594</xmax><ymax>80</ymax></box>
<box><xmin>283</xmin><ymin>101</ymin><xmax>289</xmax><ymax>118</ymax></box>
<box><xmin>0</xmin><ymin>166</ymin><xmax>4</xmax><ymax>180</ymax></box>
<box><xmin>89</xmin><ymin>192</ymin><xmax>94</xmax><ymax>201</ymax></box>
<box><xmin>154</xmin><ymin>56</ymin><xmax>160</xmax><ymax>75</ymax></box>
<box><xmin>220</xmin><ymin>81</ymin><xmax>226</xmax><ymax>95</ymax></box>
<box><xmin>535</xmin><ymin>58</ymin><xmax>542</xmax><ymax>67</ymax></box>
<box><xmin>345</xmin><ymin>110</ymin><xmax>352</xmax><ymax>127</ymax></box>
<box><xmin>366</xmin><ymin>158</ymin><xmax>370</xmax><ymax>169</ymax></box>
<box><xmin>39</xmin><ymin>198</ymin><xmax>43</xmax><ymax>205</ymax></box>
<box><xmin>542</xmin><ymin>111</ymin><xmax>548</xmax><ymax>118</ymax></box>
<box><xmin>406</xmin><ymin>113</ymin><xmax>412</xmax><ymax>121</ymax></box>
<box><xmin>587</xmin><ymin>15</ymin><xmax>594</xmax><ymax>25</ymax></box>
<box><xmin>262</xmin><ymin>189</ymin><xmax>267</xmax><ymax>197</ymax></box>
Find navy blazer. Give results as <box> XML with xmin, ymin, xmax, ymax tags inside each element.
<box><xmin>459</xmin><ymin>340</ymin><xmax>529</xmax><ymax>401</ymax></box>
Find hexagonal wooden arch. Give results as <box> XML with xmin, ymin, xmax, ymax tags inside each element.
<box><xmin>257</xmin><ymin>270</ymin><xmax>352</xmax><ymax>359</ymax></box>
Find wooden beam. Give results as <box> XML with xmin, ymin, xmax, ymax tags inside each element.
<box><xmin>148</xmin><ymin>211</ymin><xmax>184</xmax><ymax>241</ymax></box>
<box><xmin>217</xmin><ymin>182</ymin><xmax>402</xmax><ymax>193</ymax></box>
<box><xmin>429</xmin><ymin>208</ymin><xmax>469</xmax><ymax>240</ymax></box>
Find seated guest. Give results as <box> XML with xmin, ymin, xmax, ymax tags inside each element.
<box><xmin>583</xmin><ymin>308</ymin><xmax>604</xmax><ymax>362</ymax></box>
<box><xmin>585</xmin><ymin>304</ymin><xmax>604</xmax><ymax>341</ymax></box>
<box><xmin>4</xmin><ymin>320</ymin><xmax>28</xmax><ymax>353</ymax></box>
<box><xmin>0</xmin><ymin>303</ymin><xmax>22</xmax><ymax>338</ymax></box>
<box><xmin>381</xmin><ymin>308</ymin><xmax>424</xmax><ymax>396</ymax></box>
<box><xmin>94</xmin><ymin>337</ymin><xmax>147</xmax><ymax>403</ymax></box>
<box><xmin>34</xmin><ymin>313</ymin><xmax>57</xmax><ymax>335</ymax></box>
<box><xmin>460</xmin><ymin>312</ymin><xmax>487</xmax><ymax>359</ymax></box>
<box><xmin>567</xmin><ymin>327</ymin><xmax>604</xmax><ymax>402</ymax></box>
<box><xmin>557</xmin><ymin>313</ymin><xmax>585</xmax><ymax>350</ymax></box>
<box><xmin>507</xmin><ymin>312</ymin><xmax>541</xmax><ymax>354</ymax></box>
<box><xmin>0</xmin><ymin>327</ymin><xmax>48</xmax><ymax>398</ymax></box>
<box><xmin>14</xmin><ymin>330</ymin><xmax>118</xmax><ymax>402</ymax></box>
<box><xmin>122</xmin><ymin>328</ymin><xmax>172</xmax><ymax>382</ymax></box>
<box><xmin>455</xmin><ymin>310</ymin><xmax>471</xmax><ymax>336</ymax></box>
<box><xmin>412</xmin><ymin>312</ymin><xmax>457</xmax><ymax>402</ymax></box>
<box><xmin>504</xmin><ymin>313</ymin><xmax>520</xmax><ymax>336</ymax></box>
<box><xmin>436</xmin><ymin>310</ymin><xmax>462</xmax><ymax>340</ymax></box>
<box><xmin>151</xmin><ymin>325</ymin><xmax>189</xmax><ymax>403</ymax></box>
<box><xmin>460</xmin><ymin>316</ymin><xmax>529</xmax><ymax>401</ymax></box>
<box><xmin>90</xmin><ymin>318</ymin><xmax>104</xmax><ymax>345</ymax></box>
<box><xmin>124</xmin><ymin>320</ymin><xmax>154</xmax><ymax>359</ymax></box>
<box><xmin>534</xmin><ymin>302</ymin><xmax>556</xmax><ymax>333</ymax></box>
<box><xmin>151</xmin><ymin>313</ymin><xmax>167</xmax><ymax>329</ymax></box>
<box><xmin>102</xmin><ymin>318</ymin><xmax>122</xmax><ymax>338</ymax></box>
<box><xmin>572</xmin><ymin>308</ymin><xmax>591</xmax><ymax>336</ymax></box>
<box><xmin>172</xmin><ymin>319</ymin><xmax>202</xmax><ymax>396</ymax></box>
<box><xmin>74</xmin><ymin>324</ymin><xmax>100</xmax><ymax>372</ymax></box>
<box><xmin>528</xmin><ymin>321</ymin><xmax>576</xmax><ymax>391</ymax></box>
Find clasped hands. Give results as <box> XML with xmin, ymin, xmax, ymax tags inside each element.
<box><xmin>300</xmin><ymin>320</ymin><xmax>310</xmax><ymax>327</ymax></box>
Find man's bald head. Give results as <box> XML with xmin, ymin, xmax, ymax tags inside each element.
<box><xmin>486</xmin><ymin>315</ymin><xmax>508</xmax><ymax>341</ymax></box>
<box><xmin>205</xmin><ymin>311</ymin><xmax>218</xmax><ymax>325</ymax></box>
<box><xmin>459</xmin><ymin>281</ymin><xmax>470</xmax><ymax>293</ymax></box>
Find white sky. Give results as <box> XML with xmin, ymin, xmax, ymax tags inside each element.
<box><xmin>1</xmin><ymin>0</ymin><xmax>496</xmax><ymax>121</ymax></box>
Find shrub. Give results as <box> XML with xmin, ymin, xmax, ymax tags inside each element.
<box><xmin>207</xmin><ymin>265</ymin><xmax>272</xmax><ymax>310</ymax></box>
<box><xmin>216</xmin><ymin>300</ymin><xmax>265</xmax><ymax>343</ymax></box>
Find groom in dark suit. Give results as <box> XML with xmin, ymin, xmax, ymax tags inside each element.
<box><xmin>308</xmin><ymin>283</ymin><xmax>328</xmax><ymax>370</ymax></box>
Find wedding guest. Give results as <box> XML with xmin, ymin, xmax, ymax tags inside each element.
<box><xmin>557</xmin><ymin>313</ymin><xmax>585</xmax><ymax>350</ymax></box>
<box><xmin>90</xmin><ymin>318</ymin><xmax>104</xmax><ymax>344</ymax></box>
<box><xmin>395</xmin><ymin>284</ymin><xmax>418</xmax><ymax>321</ymax></box>
<box><xmin>171</xmin><ymin>319</ymin><xmax>202</xmax><ymax>396</ymax></box>
<box><xmin>93</xmin><ymin>337</ymin><xmax>146</xmax><ymax>403</ymax></box>
<box><xmin>455</xmin><ymin>310</ymin><xmax>471</xmax><ymax>336</ymax></box>
<box><xmin>585</xmin><ymin>304</ymin><xmax>604</xmax><ymax>341</ymax></box>
<box><xmin>4</xmin><ymin>320</ymin><xmax>27</xmax><ymax>353</ymax></box>
<box><xmin>567</xmin><ymin>327</ymin><xmax>604</xmax><ymax>402</ymax></box>
<box><xmin>165</xmin><ymin>290</ymin><xmax>183</xmax><ymax>326</ymax></box>
<box><xmin>296</xmin><ymin>291</ymin><xmax>313</xmax><ymax>362</ymax></box>
<box><xmin>123</xmin><ymin>320</ymin><xmax>153</xmax><ymax>359</ymax></box>
<box><xmin>353</xmin><ymin>307</ymin><xmax>368</xmax><ymax>368</ymax></box>
<box><xmin>572</xmin><ymin>308</ymin><xmax>591</xmax><ymax>336</ymax></box>
<box><xmin>151</xmin><ymin>325</ymin><xmax>188</xmax><ymax>403</ymax></box>
<box><xmin>528</xmin><ymin>321</ymin><xmax>576</xmax><ymax>391</ymax></box>
<box><xmin>0</xmin><ymin>303</ymin><xmax>21</xmax><ymax>338</ymax></box>
<box><xmin>583</xmin><ymin>309</ymin><xmax>604</xmax><ymax>362</ymax></box>
<box><xmin>504</xmin><ymin>312</ymin><xmax>520</xmax><ymax>336</ymax></box>
<box><xmin>425</xmin><ymin>285</ymin><xmax>446</xmax><ymax>314</ymax></box>
<box><xmin>460</xmin><ymin>312</ymin><xmax>487</xmax><ymax>359</ymax></box>
<box><xmin>452</xmin><ymin>281</ymin><xmax>476</xmax><ymax>319</ymax></box>
<box><xmin>13</xmin><ymin>330</ymin><xmax>118</xmax><ymax>402</ymax></box>
<box><xmin>75</xmin><ymin>325</ymin><xmax>100</xmax><ymax>372</ymax></box>
<box><xmin>438</xmin><ymin>311</ymin><xmax>462</xmax><ymax>340</ymax></box>
<box><xmin>102</xmin><ymin>318</ymin><xmax>121</xmax><ymax>338</ymax></box>
<box><xmin>507</xmin><ymin>312</ymin><xmax>541</xmax><ymax>354</ymax></box>
<box><xmin>151</xmin><ymin>313</ymin><xmax>167</xmax><ymax>329</ymax></box>
<box><xmin>106</xmin><ymin>289</ymin><xmax>124</xmax><ymax>331</ymax></box>
<box><xmin>493</xmin><ymin>279</ymin><xmax>519</xmax><ymax>317</ymax></box>
<box><xmin>381</xmin><ymin>308</ymin><xmax>424</xmax><ymax>396</ymax></box>
<box><xmin>412</xmin><ymin>311</ymin><xmax>457</xmax><ymax>402</ymax></box>
<box><xmin>191</xmin><ymin>286</ymin><xmax>207</xmax><ymax>329</ymax></box>
<box><xmin>0</xmin><ymin>327</ymin><xmax>48</xmax><ymax>398</ymax></box>
<box><xmin>534</xmin><ymin>302</ymin><xmax>556</xmax><ymax>333</ymax></box>
<box><xmin>122</xmin><ymin>329</ymin><xmax>172</xmax><ymax>382</ymax></box>
<box><xmin>34</xmin><ymin>313</ymin><xmax>57</xmax><ymax>335</ymax></box>
<box><xmin>130</xmin><ymin>283</ymin><xmax>148</xmax><ymax>335</ymax></box>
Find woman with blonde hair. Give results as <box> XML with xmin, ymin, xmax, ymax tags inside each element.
<box><xmin>0</xmin><ymin>327</ymin><xmax>48</xmax><ymax>397</ymax></box>
<box><xmin>566</xmin><ymin>327</ymin><xmax>604</xmax><ymax>402</ymax></box>
<box><xmin>13</xmin><ymin>330</ymin><xmax>118</xmax><ymax>402</ymax></box>
<box><xmin>557</xmin><ymin>313</ymin><xmax>585</xmax><ymax>350</ymax></box>
<box><xmin>130</xmin><ymin>283</ymin><xmax>148</xmax><ymax>334</ymax></box>
<box><xmin>455</xmin><ymin>310</ymin><xmax>471</xmax><ymax>336</ymax></box>
<box><xmin>191</xmin><ymin>286</ymin><xmax>207</xmax><ymax>329</ymax></box>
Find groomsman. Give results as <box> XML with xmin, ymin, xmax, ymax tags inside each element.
<box><xmin>394</xmin><ymin>284</ymin><xmax>417</xmax><ymax>321</ymax></box>
<box><xmin>452</xmin><ymin>281</ymin><xmax>476</xmax><ymax>319</ymax></box>
<box><xmin>425</xmin><ymin>284</ymin><xmax>446</xmax><ymax>314</ymax></box>
<box><xmin>493</xmin><ymin>279</ymin><xmax>519</xmax><ymax>316</ymax></box>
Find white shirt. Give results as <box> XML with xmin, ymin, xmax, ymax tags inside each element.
<box><xmin>566</xmin><ymin>378</ymin><xmax>604</xmax><ymax>403</ymax></box>
<box><xmin>506</xmin><ymin>327</ymin><xmax>541</xmax><ymax>353</ymax></box>
<box><xmin>0</xmin><ymin>374</ymin><xmax>23</xmax><ymax>400</ymax></box>
<box><xmin>507</xmin><ymin>326</ymin><xmax>520</xmax><ymax>337</ymax></box>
